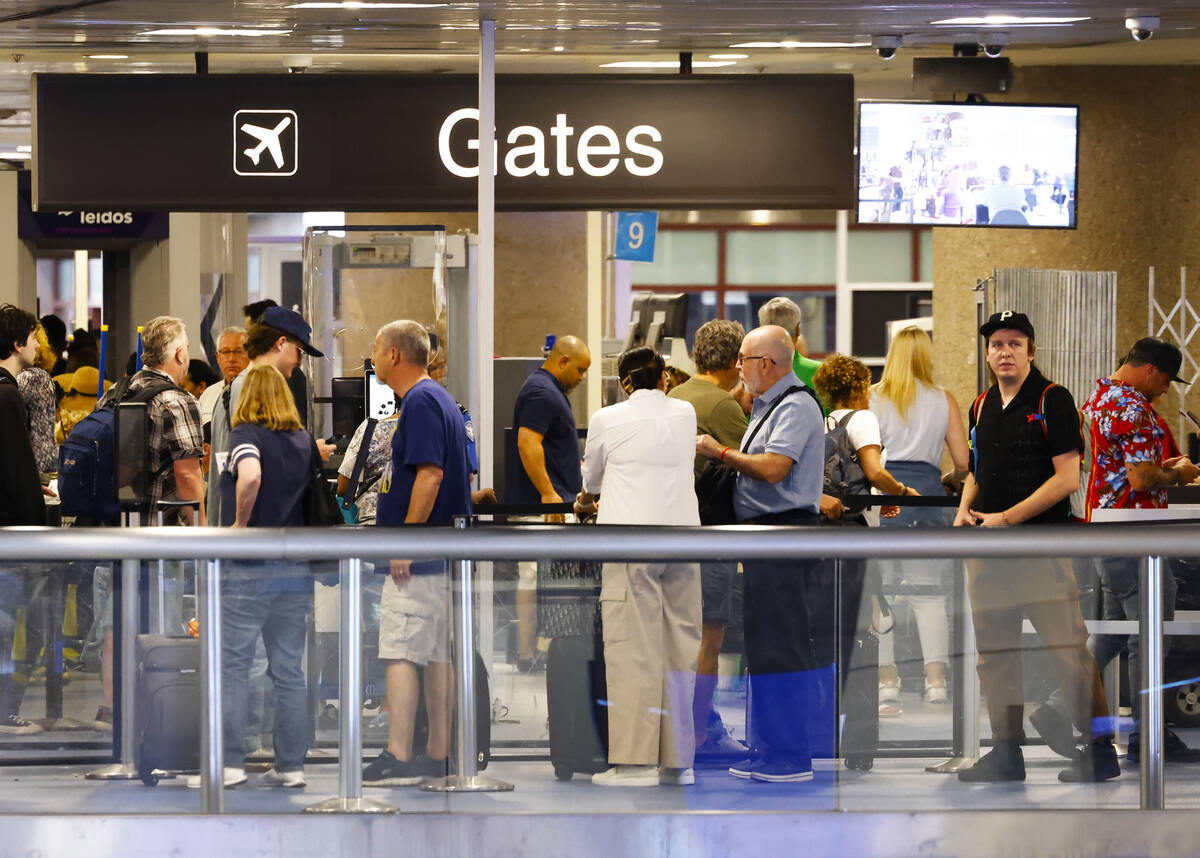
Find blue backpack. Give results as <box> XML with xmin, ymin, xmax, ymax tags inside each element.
<box><xmin>58</xmin><ymin>376</ymin><xmax>176</xmax><ymax>525</ymax></box>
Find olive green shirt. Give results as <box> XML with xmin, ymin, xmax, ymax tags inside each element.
<box><xmin>668</xmin><ymin>377</ymin><xmax>749</xmax><ymax>477</ymax></box>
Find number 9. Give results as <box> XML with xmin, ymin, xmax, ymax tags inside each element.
<box><xmin>628</xmin><ymin>220</ymin><xmax>644</xmax><ymax>250</ymax></box>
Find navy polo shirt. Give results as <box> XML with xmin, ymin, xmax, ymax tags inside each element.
<box><xmin>969</xmin><ymin>365</ymin><xmax>1082</xmax><ymax>525</ymax></box>
<box><xmin>377</xmin><ymin>379</ymin><xmax>473</xmax><ymax>572</ymax></box>
<box><xmin>506</xmin><ymin>367</ymin><xmax>581</xmax><ymax>504</ymax></box>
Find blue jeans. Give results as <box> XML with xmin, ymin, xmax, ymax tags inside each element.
<box><xmin>222</xmin><ymin>566</ymin><xmax>313</xmax><ymax>771</ymax></box>
<box><xmin>1089</xmin><ymin>556</ymin><xmax>1176</xmax><ymax>708</ymax></box>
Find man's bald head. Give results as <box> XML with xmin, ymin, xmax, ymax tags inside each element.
<box><xmin>543</xmin><ymin>334</ymin><xmax>592</xmax><ymax>393</ymax></box>
<box><xmin>739</xmin><ymin>325</ymin><xmax>794</xmax><ymax>395</ymax></box>
<box><xmin>748</xmin><ymin>325</ymin><xmax>795</xmax><ymax>366</ymax></box>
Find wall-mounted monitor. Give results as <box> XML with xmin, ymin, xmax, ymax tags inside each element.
<box><xmin>857</xmin><ymin>101</ymin><xmax>1078</xmax><ymax>228</ymax></box>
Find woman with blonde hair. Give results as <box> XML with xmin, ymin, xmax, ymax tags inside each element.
<box><xmin>870</xmin><ymin>326</ymin><xmax>970</xmax><ymax>714</ymax></box>
<box><xmin>193</xmin><ymin>363</ymin><xmax>316</xmax><ymax>790</ymax></box>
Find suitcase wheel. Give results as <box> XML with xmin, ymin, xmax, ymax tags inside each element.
<box><xmin>844</xmin><ymin>755</ymin><xmax>873</xmax><ymax>772</ymax></box>
<box><xmin>553</xmin><ymin>763</ymin><xmax>574</xmax><ymax>781</ymax></box>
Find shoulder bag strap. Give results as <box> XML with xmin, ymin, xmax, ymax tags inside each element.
<box><xmin>344</xmin><ymin>418</ymin><xmax>378</xmax><ymax>501</ymax></box>
<box><xmin>222</xmin><ymin>382</ymin><xmax>233</xmax><ymax>431</ymax></box>
<box><xmin>740</xmin><ymin>385</ymin><xmax>805</xmax><ymax>453</ymax></box>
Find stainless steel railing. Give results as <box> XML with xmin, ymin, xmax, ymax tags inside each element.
<box><xmin>1</xmin><ymin>522</ymin><xmax>1194</xmax><ymax>812</ymax></box>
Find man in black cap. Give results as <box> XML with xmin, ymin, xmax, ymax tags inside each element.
<box><xmin>1035</xmin><ymin>337</ymin><xmax>1200</xmax><ymax>767</ymax></box>
<box><xmin>207</xmin><ymin>306</ymin><xmax>328</xmax><ymax>526</ymax></box>
<box><xmin>954</xmin><ymin>311</ymin><xmax>1118</xmax><ymax>783</ymax></box>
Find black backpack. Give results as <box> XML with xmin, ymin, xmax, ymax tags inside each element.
<box><xmin>58</xmin><ymin>375</ymin><xmax>176</xmax><ymax>525</ymax></box>
<box><xmin>823</xmin><ymin>410</ymin><xmax>872</xmax><ymax>515</ymax></box>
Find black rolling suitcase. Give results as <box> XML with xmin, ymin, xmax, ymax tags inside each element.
<box><xmin>135</xmin><ymin>634</ymin><xmax>201</xmax><ymax>785</ymax></box>
<box><xmin>413</xmin><ymin>650</ymin><xmax>492</xmax><ymax>770</ymax></box>
<box><xmin>547</xmin><ymin>633</ymin><xmax>609</xmax><ymax>780</ymax></box>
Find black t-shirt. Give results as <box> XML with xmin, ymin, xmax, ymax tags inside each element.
<box><xmin>969</xmin><ymin>366</ymin><xmax>1082</xmax><ymax>524</ymax></box>
<box><xmin>505</xmin><ymin>367</ymin><xmax>581</xmax><ymax>504</ymax></box>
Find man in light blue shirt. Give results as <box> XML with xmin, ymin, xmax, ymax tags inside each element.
<box><xmin>695</xmin><ymin>324</ymin><xmax>825</xmax><ymax>785</ymax></box>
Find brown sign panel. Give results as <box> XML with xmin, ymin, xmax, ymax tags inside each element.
<box><xmin>34</xmin><ymin>73</ymin><xmax>854</xmax><ymax>212</ymax></box>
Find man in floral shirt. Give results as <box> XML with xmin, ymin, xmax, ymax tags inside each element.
<box><xmin>1083</xmin><ymin>337</ymin><xmax>1200</xmax><ymax>766</ymax></box>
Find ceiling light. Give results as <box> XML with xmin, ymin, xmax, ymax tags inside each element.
<box><xmin>600</xmin><ymin>60</ymin><xmax>736</xmax><ymax>68</ymax></box>
<box><xmin>142</xmin><ymin>27</ymin><xmax>292</xmax><ymax>37</ymax></box>
<box><xmin>930</xmin><ymin>15</ymin><xmax>1089</xmax><ymax>26</ymax></box>
<box><xmin>86</xmin><ymin>54</ymin><xmax>129</xmax><ymax>59</ymax></box>
<box><xmin>730</xmin><ymin>40</ymin><xmax>870</xmax><ymax>49</ymax></box>
<box><xmin>287</xmin><ymin>2</ymin><xmax>447</xmax><ymax>7</ymax></box>
<box><xmin>16</xmin><ymin>145</ymin><xmax>30</xmax><ymax>152</ymax></box>
<box><xmin>553</xmin><ymin>45</ymin><xmax>564</xmax><ymax>51</ymax></box>
<box><xmin>709</xmin><ymin>53</ymin><xmax>747</xmax><ymax>59</ymax></box>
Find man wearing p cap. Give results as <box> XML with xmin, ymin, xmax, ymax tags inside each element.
<box><xmin>955</xmin><ymin>311</ymin><xmax>1117</xmax><ymax>783</ymax></box>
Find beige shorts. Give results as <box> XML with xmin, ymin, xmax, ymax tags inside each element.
<box><xmin>378</xmin><ymin>572</ymin><xmax>451</xmax><ymax>666</ymax></box>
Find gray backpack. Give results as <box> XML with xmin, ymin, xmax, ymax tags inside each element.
<box><xmin>824</xmin><ymin>410</ymin><xmax>872</xmax><ymax>514</ymax></box>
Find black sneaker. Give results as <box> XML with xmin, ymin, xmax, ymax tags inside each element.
<box><xmin>416</xmin><ymin>753</ymin><xmax>450</xmax><ymax>780</ymax></box>
<box><xmin>1058</xmin><ymin>738</ymin><xmax>1120</xmax><ymax>782</ymax></box>
<box><xmin>1127</xmin><ymin>730</ymin><xmax>1200</xmax><ymax>765</ymax></box>
<box><xmin>362</xmin><ymin>750</ymin><xmax>426</xmax><ymax>786</ymax></box>
<box><xmin>1029</xmin><ymin>705</ymin><xmax>1077</xmax><ymax>759</ymax></box>
<box><xmin>0</xmin><ymin>714</ymin><xmax>42</xmax><ymax>735</ymax></box>
<box><xmin>958</xmin><ymin>741</ymin><xmax>1025</xmax><ymax>782</ymax></box>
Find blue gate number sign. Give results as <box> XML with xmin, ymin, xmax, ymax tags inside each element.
<box><xmin>614</xmin><ymin>211</ymin><xmax>658</xmax><ymax>263</ymax></box>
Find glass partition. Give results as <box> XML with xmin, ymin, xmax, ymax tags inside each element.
<box><xmin>2</xmin><ymin>530</ymin><xmax>1197</xmax><ymax>814</ymax></box>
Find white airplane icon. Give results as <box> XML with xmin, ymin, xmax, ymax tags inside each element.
<box><xmin>241</xmin><ymin>116</ymin><xmax>292</xmax><ymax>168</ymax></box>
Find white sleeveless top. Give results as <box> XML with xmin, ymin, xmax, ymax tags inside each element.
<box><xmin>870</xmin><ymin>382</ymin><xmax>948</xmax><ymax>466</ymax></box>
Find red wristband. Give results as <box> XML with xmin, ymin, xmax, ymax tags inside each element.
<box><xmin>720</xmin><ymin>446</ymin><xmax>730</xmax><ymax>462</ymax></box>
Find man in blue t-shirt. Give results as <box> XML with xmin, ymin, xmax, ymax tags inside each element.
<box><xmin>363</xmin><ymin>320</ymin><xmax>472</xmax><ymax>788</ymax></box>
<box><xmin>505</xmin><ymin>334</ymin><xmax>590</xmax><ymax>670</ymax></box>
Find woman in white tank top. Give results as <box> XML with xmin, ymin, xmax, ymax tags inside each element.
<box><xmin>870</xmin><ymin>327</ymin><xmax>970</xmax><ymax>714</ymax></box>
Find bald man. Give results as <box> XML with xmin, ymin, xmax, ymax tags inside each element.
<box><xmin>506</xmin><ymin>335</ymin><xmax>592</xmax><ymax>670</ymax></box>
<box><xmin>696</xmin><ymin>324</ymin><xmax>826</xmax><ymax>784</ymax></box>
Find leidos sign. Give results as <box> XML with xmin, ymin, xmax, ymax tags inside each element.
<box><xmin>33</xmin><ymin>74</ymin><xmax>853</xmax><ymax>211</ymax></box>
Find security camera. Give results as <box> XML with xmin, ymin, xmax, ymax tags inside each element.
<box><xmin>872</xmin><ymin>35</ymin><xmax>902</xmax><ymax>61</ymax></box>
<box><xmin>285</xmin><ymin>54</ymin><xmax>313</xmax><ymax>73</ymax></box>
<box><xmin>979</xmin><ymin>32</ymin><xmax>1010</xmax><ymax>58</ymax></box>
<box><xmin>1125</xmin><ymin>16</ymin><xmax>1159</xmax><ymax>41</ymax></box>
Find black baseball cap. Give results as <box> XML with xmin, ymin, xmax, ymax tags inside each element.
<box><xmin>979</xmin><ymin>311</ymin><xmax>1035</xmax><ymax>341</ymax></box>
<box><xmin>1128</xmin><ymin>336</ymin><xmax>1188</xmax><ymax>384</ymax></box>
<box><xmin>259</xmin><ymin>306</ymin><xmax>324</xmax><ymax>357</ymax></box>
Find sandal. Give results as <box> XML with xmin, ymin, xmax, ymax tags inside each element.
<box><xmin>879</xmin><ymin>701</ymin><xmax>903</xmax><ymax>718</ymax></box>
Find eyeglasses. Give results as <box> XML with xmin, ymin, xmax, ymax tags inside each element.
<box><xmin>216</xmin><ymin>348</ymin><xmax>246</xmax><ymax>357</ymax></box>
<box><xmin>735</xmin><ymin>354</ymin><xmax>776</xmax><ymax>367</ymax></box>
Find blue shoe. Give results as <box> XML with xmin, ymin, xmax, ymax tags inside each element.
<box><xmin>748</xmin><ymin>758</ymin><xmax>814</xmax><ymax>783</ymax></box>
<box><xmin>728</xmin><ymin>757</ymin><xmax>766</xmax><ymax>780</ymax></box>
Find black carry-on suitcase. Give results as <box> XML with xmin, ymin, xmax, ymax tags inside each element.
<box><xmin>547</xmin><ymin>632</ymin><xmax>609</xmax><ymax>780</ymax></box>
<box><xmin>413</xmin><ymin>650</ymin><xmax>493</xmax><ymax>770</ymax></box>
<box><xmin>135</xmin><ymin>634</ymin><xmax>201</xmax><ymax>785</ymax></box>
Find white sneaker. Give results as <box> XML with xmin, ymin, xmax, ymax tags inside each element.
<box><xmin>659</xmin><ymin>767</ymin><xmax>695</xmax><ymax>786</ymax></box>
<box><xmin>878</xmin><ymin>679</ymin><xmax>901</xmax><ymax>704</ymax></box>
<box><xmin>924</xmin><ymin>683</ymin><xmax>948</xmax><ymax>704</ymax></box>
<box><xmin>259</xmin><ymin>767</ymin><xmax>306</xmax><ymax>788</ymax></box>
<box><xmin>186</xmin><ymin>767</ymin><xmax>247</xmax><ymax>789</ymax></box>
<box><xmin>591</xmin><ymin>765</ymin><xmax>660</xmax><ymax>787</ymax></box>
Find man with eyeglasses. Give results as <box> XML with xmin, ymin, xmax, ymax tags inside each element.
<box><xmin>696</xmin><ymin>324</ymin><xmax>825</xmax><ymax>784</ymax></box>
<box><xmin>197</xmin><ymin>326</ymin><xmax>248</xmax><ymax>426</ymax></box>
